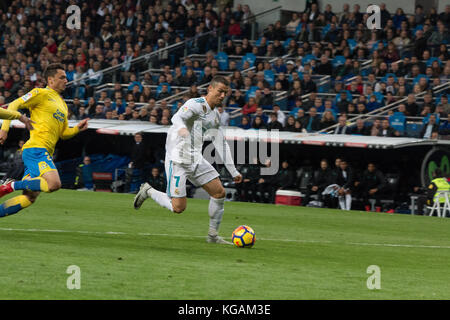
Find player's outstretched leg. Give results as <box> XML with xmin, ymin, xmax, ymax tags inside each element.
<box><xmin>0</xmin><ymin>189</ymin><xmax>39</xmax><ymax>218</ymax></box>
<box><xmin>134</xmin><ymin>183</ymin><xmax>174</xmax><ymax>212</ymax></box>
<box><xmin>0</xmin><ymin>177</ymin><xmax>49</xmax><ymax>198</ymax></box>
<box><xmin>203</xmin><ymin>178</ymin><xmax>232</xmax><ymax>245</ymax></box>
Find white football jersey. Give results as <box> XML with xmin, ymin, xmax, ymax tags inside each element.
<box><xmin>165</xmin><ymin>97</ymin><xmax>239</xmax><ymax>177</ymax></box>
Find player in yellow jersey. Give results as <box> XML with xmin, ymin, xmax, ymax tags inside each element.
<box><xmin>0</xmin><ymin>63</ymin><xmax>89</xmax><ymax>217</ymax></box>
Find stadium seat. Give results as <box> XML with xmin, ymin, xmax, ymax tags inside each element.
<box><xmin>389</xmin><ymin>112</ymin><xmax>406</xmax><ymax>133</ymax></box>
<box><xmin>426</xmin><ymin>57</ymin><xmax>442</xmax><ymax>67</ymax></box>
<box><xmin>244</xmin><ymin>86</ymin><xmax>259</xmax><ymax>102</ymax></box>
<box><xmin>321</xmin><ymin>24</ymin><xmax>331</xmax><ymax>39</ymax></box>
<box><xmin>332</xmin><ymin>56</ymin><xmax>346</xmax><ymax>68</ymax></box>
<box><xmin>347</xmin><ymin>39</ymin><xmax>357</xmax><ymax>53</ymax></box>
<box><xmin>302</xmin><ymin>54</ymin><xmax>316</xmax><ymax>65</ymax></box>
<box><xmin>422</xmin><ymin>114</ymin><xmax>440</xmax><ymax>125</ymax></box>
<box><xmin>264</xmin><ymin>70</ymin><xmax>275</xmax><ymax>87</ymax></box>
<box><xmin>283</xmin><ymin>38</ymin><xmax>293</xmax><ymax>49</ymax></box>
<box><xmin>381</xmin><ymin>73</ymin><xmax>398</xmax><ymax>83</ymax></box>
<box><xmin>405</xmin><ymin>123</ymin><xmax>422</xmax><ymax>138</ymax></box>
<box><xmin>242</xmin><ymin>53</ymin><xmax>256</xmax><ymax>67</ymax></box>
<box><xmin>294</xmin><ymin>23</ymin><xmax>304</xmax><ymax>35</ymax></box>
<box><xmin>215</xmin><ymin>52</ymin><xmax>229</xmax><ymax>71</ymax></box>
<box><xmin>412</xmin><ymin>25</ymin><xmax>423</xmax><ymax>36</ymax></box>
<box><xmin>156</xmin><ymin>82</ymin><xmax>172</xmax><ymax>95</ymax></box>
<box><xmin>413</xmin><ymin>74</ymin><xmax>429</xmax><ymax>85</ymax></box>
<box><xmin>335</xmin><ymin>90</ymin><xmax>353</xmax><ymax>103</ymax></box>
<box><xmin>373</xmin><ymin>92</ymin><xmax>385</xmax><ymax>104</ymax></box>
<box><xmin>436</xmin><ymin>94</ymin><xmax>450</xmax><ymax>105</ymax></box>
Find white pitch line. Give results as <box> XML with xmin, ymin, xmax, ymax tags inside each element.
<box><xmin>1</xmin><ymin>227</ymin><xmax>450</xmax><ymax>249</ymax></box>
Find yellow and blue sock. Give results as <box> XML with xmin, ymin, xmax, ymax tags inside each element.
<box><xmin>13</xmin><ymin>178</ymin><xmax>49</xmax><ymax>192</ymax></box>
<box><xmin>0</xmin><ymin>195</ymin><xmax>32</xmax><ymax>218</ymax></box>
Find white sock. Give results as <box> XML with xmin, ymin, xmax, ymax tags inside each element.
<box><xmin>208</xmin><ymin>197</ymin><xmax>225</xmax><ymax>235</ymax></box>
<box><xmin>345</xmin><ymin>194</ymin><xmax>352</xmax><ymax>210</ymax></box>
<box><xmin>147</xmin><ymin>188</ymin><xmax>173</xmax><ymax>212</ymax></box>
<box><xmin>338</xmin><ymin>196</ymin><xmax>346</xmax><ymax>210</ymax></box>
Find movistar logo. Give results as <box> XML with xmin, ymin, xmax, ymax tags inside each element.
<box><xmin>428</xmin><ymin>155</ymin><xmax>450</xmax><ymax>180</ymax></box>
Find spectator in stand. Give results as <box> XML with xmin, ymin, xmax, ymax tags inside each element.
<box><xmin>242</xmin><ymin>97</ymin><xmax>258</xmax><ymax>115</ymax></box>
<box><xmin>259</xmin><ymin>87</ymin><xmax>274</xmax><ymax>109</ymax></box>
<box><xmin>148</xmin><ymin>167</ymin><xmax>166</xmax><ymax>193</ymax></box>
<box><xmin>217</xmin><ymin>106</ymin><xmax>230</xmax><ymax>126</ymax></box>
<box><xmin>93</xmin><ymin>105</ymin><xmax>106</xmax><ymax>119</ymax></box>
<box><xmin>351</xmin><ymin>119</ymin><xmax>370</xmax><ymax>135</ymax></box>
<box><xmin>420</xmin><ymin>114</ymin><xmax>440</xmax><ymax>139</ymax></box>
<box><xmin>333</xmin><ymin>115</ymin><xmax>350</xmax><ymax>134</ymax></box>
<box><xmin>304</xmin><ymin>107</ymin><xmax>321</xmax><ymax>132</ymax></box>
<box><xmin>320</xmin><ymin>110</ymin><xmax>337</xmax><ymax>130</ymax></box>
<box><xmin>266</xmin><ymin>112</ymin><xmax>283</xmax><ymax>131</ymax></box>
<box><xmin>315</xmin><ymin>55</ymin><xmax>333</xmax><ymax>75</ymax></box>
<box><xmin>238</xmin><ymin>115</ymin><xmax>252</xmax><ymax>130</ymax></box>
<box><xmin>301</xmin><ymin>73</ymin><xmax>317</xmax><ymax>94</ymax></box>
<box><xmin>369</xmin><ymin>118</ymin><xmax>382</xmax><ymax>136</ymax></box>
<box><xmin>405</xmin><ymin>94</ymin><xmax>420</xmax><ymax>117</ymax></box>
<box><xmin>378</xmin><ymin>119</ymin><xmax>396</xmax><ymax>137</ymax></box>
<box><xmin>283</xmin><ymin>115</ymin><xmax>297</xmax><ymax>131</ymax></box>
<box><xmin>251</xmin><ymin>115</ymin><xmax>267</xmax><ymax>130</ymax></box>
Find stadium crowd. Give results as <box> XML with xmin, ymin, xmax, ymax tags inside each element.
<box><xmin>0</xmin><ymin>1</ymin><xmax>448</xmax><ymax>139</ymax></box>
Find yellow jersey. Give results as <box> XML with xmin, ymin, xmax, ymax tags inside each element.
<box><xmin>0</xmin><ymin>106</ymin><xmax>22</xmax><ymax>120</ymax></box>
<box><xmin>1</xmin><ymin>87</ymin><xmax>79</xmax><ymax>156</ymax></box>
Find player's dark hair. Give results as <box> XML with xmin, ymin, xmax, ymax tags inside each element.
<box><xmin>210</xmin><ymin>76</ymin><xmax>229</xmax><ymax>87</ymax></box>
<box><xmin>43</xmin><ymin>63</ymin><xmax>65</xmax><ymax>81</ymax></box>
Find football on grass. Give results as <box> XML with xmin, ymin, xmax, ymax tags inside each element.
<box><xmin>232</xmin><ymin>225</ymin><xmax>255</xmax><ymax>248</ymax></box>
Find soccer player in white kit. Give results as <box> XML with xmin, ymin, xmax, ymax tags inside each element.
<box><xmin>133</xmin><ymin>76</ymin><xmax>242</xmax><ymax>244</ymax></box>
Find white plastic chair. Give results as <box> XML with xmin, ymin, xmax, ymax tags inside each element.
<box><xmin>428</xmin><ymin>191</ymin><xmax>450</xmax><ymax>218</ymax></box>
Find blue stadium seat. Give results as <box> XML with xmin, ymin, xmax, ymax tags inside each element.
<box><xmin>373</xmin><ymin>92</ymin><xmax>385</xmax><ymax>104</ymax></box>
<box><xmin>283</xmin><ymin>38</ymin><xmax>293</xmax><ymax>49</ymax></box>
<box><xmin>347</xmin><ymin>39</ymin><xmax>357</xmax><ymax>53</ymax></box>
<box><xmin>264</xmin><ymin>70</ymin><xmax>275</xmax><ymax>86</ymax></box>
<box><xmin>302</xmin><ymin>54</ymin><xmax>316</xmax><ymax>65</ymax></box>
<box><xmin>215</xmin><ymin>52</ymin><xmax>229</xmax><ymax>71</ymax></box>
<box><xmin>423</xmin><ymin>114</ymin><xmax>440</xmax><ymax>125</ymax></box>
<box><xmin>321</xmin><ymin>24</ymin><xmax>331</xmax><ymax>38</ymax></box>
<box><xmin>335</xmin><ymin>90</ymin><xmax>353</xmax><ymax>103</ymax></box>
<box><xmin>412</xmin><ymin>25</ymin><xmax>423</xmax><ymax>36</ymax></box>
<box><xmin>405</xmin><ymin>123</ymin><xmax>422</xmax><ymax>138</ymax></box>
<box><xmin>381</xmin><ymin>73</ymin><xmax>398</xmax><ymax>83</ymax></box>
<box><xmin>436</xmin><ymin>94</ymin><xmax>450</xmax><ymax>105</ymax></box>
<box><xmin>294</xmin><ymin>23</ymin><xmax>304</xmax><ymax>35</ymax></box>
<box><xmin>156</xmin><ymin>82</ymin><xmax>172</xmax><ymax>95</ymax></box>
<box><xmin>389</xmin><ymin>112</ymin><xmax>406</xmax><ymax>133</ymax></box>
<box><xmin>413</xmin><ymin>74</ymin><xmax>429</xmax><ymax>85</ymax></box>
<box><xmin>426</xmin><ymin>57</ymin><xmax>442</xmax><ymax>67</ymax></box>
<box><xmin>243</xmin><ymin>53</ymin><xmax>256</xmax><ymax>67</ymax></box>
<box><xmin>332</xmin><ymin>55</ymin><xmax>346</xmax><ymax>68</ymax></box>
<box><xmin>244</xmin><ymin>86</ymin><xmax>259</xmax><ymax>102</ymax></box>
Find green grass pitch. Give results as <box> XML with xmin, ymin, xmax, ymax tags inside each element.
<box><xmin>0</xmin><ymin>189</ymin><xmax>449</xmax><ymax>299</ymax></box>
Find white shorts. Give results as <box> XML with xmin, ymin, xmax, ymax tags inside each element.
<box><xmin>165</xmin><ymin>156</ymin><xmax>219</xmax><ymax>198</ymax></box>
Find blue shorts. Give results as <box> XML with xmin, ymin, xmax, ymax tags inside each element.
<box><xmin>22</xmin><ymin>147</ymin><xmax>57</xmax><ymax>179</ymax></box>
